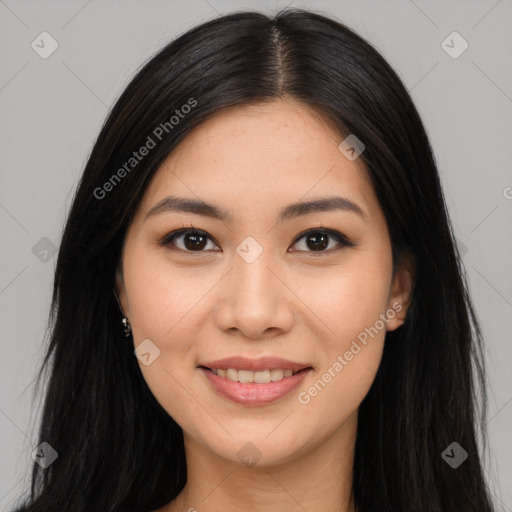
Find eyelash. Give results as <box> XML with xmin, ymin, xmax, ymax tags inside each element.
<box><xmin>159</xmin><ymin>224</ymin><xmax>354</xmax><ymax>256</ymax></box>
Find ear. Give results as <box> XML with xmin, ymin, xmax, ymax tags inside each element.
<box><xmin>114</xmin><ymin>265</ymin><xmax>129</xmax><ymax>318</ymax></box>
<box><xmin>386</xmin><ymin>252</ymin><xmax>415</xmax><ymax>331</ymax></box>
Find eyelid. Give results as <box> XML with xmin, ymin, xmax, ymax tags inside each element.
<box><xmin>159</xmin><ymin>225</ymin><xmax>354</xmax><ymax>254</ymax></box>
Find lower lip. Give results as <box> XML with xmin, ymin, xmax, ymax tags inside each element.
<box><xmin>200</xmin><ymin>368</ymin><xmax>312</xmax><ymax>406</ymax></box>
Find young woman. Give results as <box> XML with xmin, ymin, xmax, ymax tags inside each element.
<box><xmin>13</xmin><ymin>8</ymin><xmax>495</xmax><ymax>512</ymax></box>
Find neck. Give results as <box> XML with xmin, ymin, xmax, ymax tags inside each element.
<box><xmin>166</xmin><ymin>411</ymin><xmax>358</xmax><ymax>512</ymax></box>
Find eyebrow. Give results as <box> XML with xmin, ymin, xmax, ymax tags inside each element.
<box><xmin>144</xmin><ymin>195</ymin><xmax>368</xmax><ymax>224</ymax></box>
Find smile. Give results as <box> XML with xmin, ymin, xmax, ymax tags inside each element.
<box><xmin>198</xmin><ymin>357</ymin><xmax>313</xmax><ymax>406</ymax></box>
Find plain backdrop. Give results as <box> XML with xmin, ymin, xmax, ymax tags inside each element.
<box><xmin>1</xmin><ymin>0</ymin><xmax>511</xmax><ymax>510</ymax></box>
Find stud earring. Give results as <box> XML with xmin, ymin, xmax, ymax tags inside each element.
<box><xmin>122</xmin><ymin>317</ymin><xmax>132</xmax><ymax>337</ymax></box>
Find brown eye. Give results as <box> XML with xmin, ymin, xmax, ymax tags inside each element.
<box><xmin>162</xmin><ymin>229</ymin><xmax>219</xmax><ymax>252</ymax></box>
<box><xmin>304</xmin><ymin>232</ymin><xmax>329</xmax><ymax>251</ymax></box>
<box><xmin>290</xmin><ymin>229</ymin><xmax>352</xmax><ymax>254</ymax></box>
<box><xmin>182</xmin><ymin>231</ymin><xmax>208</xmax><ymax>251</ymax></box>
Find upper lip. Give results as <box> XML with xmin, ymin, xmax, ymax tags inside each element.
<box><xmin>198</xmin><ymin>356</ymin><xmax>312</xmax><ymax>373</ymax></box>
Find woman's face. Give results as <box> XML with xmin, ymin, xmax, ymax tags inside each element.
<box><xmin>116</xmin><ymin>99</ymin><xmax>412</xmax><ymax>467</ymax></box>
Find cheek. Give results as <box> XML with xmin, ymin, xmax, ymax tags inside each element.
<box><xmin>124</xmin><ymin>254</ymin><xmax>210</xmax><ymax>426</ymax></box>
<box><xmin>125</xmin><ymin>249</ymin><xmax>217</xmax><ymax>342</ymax></box>
<box><xmin>293</xmin><ymin>255</ymin><xmax>391</xmax><ymax>409</ymax></box>
<box><xmin>295</xmin><ymin>272</ymin><xmax>388</xmax><ymax>429</ymax></box>
<box><xmin>296</xmin><ymin>258</ymin><xmax>392</xmax><ymax>351</ymax></box>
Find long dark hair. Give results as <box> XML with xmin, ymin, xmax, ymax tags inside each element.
<box><xmin>13</xmin><ymin>8</ymin><xmax>495</xmax><ymax>512</ymax></box>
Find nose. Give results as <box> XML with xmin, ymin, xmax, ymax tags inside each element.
<box><xmin>214</xmin><ymin>248</ymin><xmax>295</xmax><ymax>340</ymax></box>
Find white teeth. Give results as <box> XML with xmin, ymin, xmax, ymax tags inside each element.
<box><xmin>226</xmin><ymin>368</ymin><xmax>238</xmax><ymax>382</ymax></box>
<box><xmin>211</xmin><ymin>368</ymin><xmax>300</xmax><ymax>383</ymax></box>
<box><xmin>253</xmin><ymin>370</ymin><xmax>271</xmax><ymax>383</ymax></box>
<box><xmin>270</xmin><ymin>369</ymin><xmax>284</xmax><ymax>381</ymax></box>
<box><xmin>238</xmin><ymin>370</ymin><xmax>254</xmax><ymax>383</ymax></box>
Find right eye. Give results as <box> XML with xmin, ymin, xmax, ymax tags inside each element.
<box><xmin>160</xmin><ymin>227</ymin><xmax>221</xmax><ymax>253</ymax></box>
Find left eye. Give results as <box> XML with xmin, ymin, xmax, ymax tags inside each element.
<box><xmin>290</xmin><ymin>228</ymin><xmax>351</xmax><ymax>254</ymax></box>
<box><xmin>161</xmin><ymin>227</ymin><xmax>351</xmax><ymax>254</ymax></box>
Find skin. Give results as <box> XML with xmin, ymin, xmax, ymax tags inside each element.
<box><xmin>115</xmin><ymin>98</ymin><xmax>414</xmax><ymax>512</ymax></box>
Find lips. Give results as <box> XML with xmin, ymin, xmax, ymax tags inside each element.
<box><xmin>198</xmin><ymin>356</ymin><xmax>313</xmax><ymax>406</ymax></box>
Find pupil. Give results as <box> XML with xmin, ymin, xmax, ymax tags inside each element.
<box><xmin>185</xmin><ymin>232</ymin><xmax>207</xmax><ymax>251</ymax></box>
<box><xmin>307</xmin><ymin>233</ymin><xmax>328</xmax><ymax>251</ymax></box>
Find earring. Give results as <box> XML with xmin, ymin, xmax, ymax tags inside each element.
<box><xmin>122</xmin><ymin>317</ymin><xmax>132</xmax><ymax>337</ymax></box>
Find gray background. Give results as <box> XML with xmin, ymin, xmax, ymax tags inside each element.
<box><xmin>1</xmin><ymin>0</ymin><xmax>511</xmax><ymax>510</ymax></box>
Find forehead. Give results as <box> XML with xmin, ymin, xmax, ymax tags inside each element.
<box><xmin>166</xmin><ymin>99</ymin><xmax>348</xmax><ymax>167</ymax></box>
<box><xmin>137</xmin><ymin>99</ymin><xmax>376</xmax><ymax>225</ymax></box>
